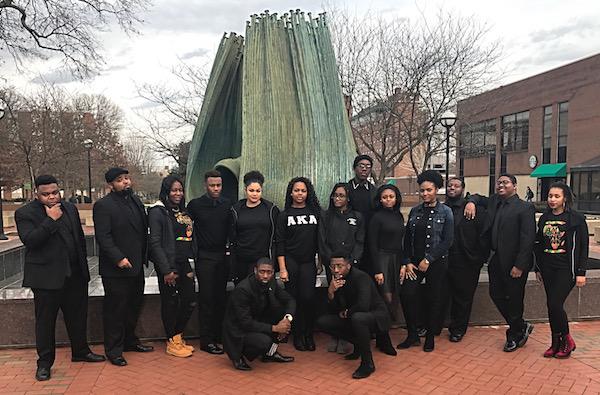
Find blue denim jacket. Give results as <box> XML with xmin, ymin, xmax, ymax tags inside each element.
<box><xmin>404</xmin><ymin>200</ymin><xmax>454</xmax><ymax>264</ymax></box>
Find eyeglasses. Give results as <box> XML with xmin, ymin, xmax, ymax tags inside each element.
<box><xmin>332</xmin><ymin>194</ymin><xmax>347</xmax><ymax>199</ymax></box>
<box><xmin>357</xmin><ymin>164</ymin><xmax>372</xmax><ymax>169</ymax></box>
<box><xmin>496</xmin><ymin>180</ymin><xmax>513</xmax><ymax>186</ymax></box>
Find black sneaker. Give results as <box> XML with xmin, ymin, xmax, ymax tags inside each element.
<box><xmin>503</xmin><ymin>339</ymin><xmax>518</xmax><ymax>352</ymax></box>
<box><xmin>517</xmin><ymin>323</ymin><xmax>534</xmax><ymax>348</ymax></box>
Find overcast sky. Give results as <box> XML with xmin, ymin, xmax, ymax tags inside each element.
<box><xmin>4</xmin><ymin>0</ymin><xmax>600</xmax><ymax>140</ymax></box>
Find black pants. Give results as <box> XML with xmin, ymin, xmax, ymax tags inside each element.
<box><xmin>317</xmin><ymin>312</ymin><xmax>377</xmax><ymax>361</ymax></box>
<box><xmin>101</xmin><ymin>271</ymin><xmax>145</xmax><ymax>359</ymax></box>
<box><xmin>540</xmin><ymin>265</ymin><xmax>574</xmax><ymax>334</ymax></box>
<box><xmin>157</xmin><ymin>268</ymin><xmax>196</xmax><ymax>339</ymax></box>
<box><xmin>32</xmin><ymin>273</ymin><xmax>91</xmax><ymax>368</ymax></box>
<box><xmin>241</xmin><ymin>332</ymin><xmax>275</xmax><ymax>361</ymax></box>
<box><xmin>401</xmin><ymin>259</ymin><xmax>447</xmax><ymax>338</ymax></box>
<box><xmin>284</xmin><ymin>257</ymin><xmax>317</xmax><ymax>338</ymax></box>
<box><xmin>488</xmin><ymin>256</ymin><xmax>528</xmax><ymax>341</ymax></box>
<box><xmin>447</xmin><ymin>255</ymin><xmax>482</xmax><ymax>335</ymax></box>
<box><xmin>195</xmin><ymin>250</ymin><xmax>229</xmax><ymax>346</ymax></box>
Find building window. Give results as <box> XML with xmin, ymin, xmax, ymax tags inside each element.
<box><xmin>459</xmin><ymin>119</ymin><xmax>496</xmax><ymax>158</ymax></box>
<box><xmin>542</xmin><ymin>105</ymin><xmax>552</xmax><ymax>164</ymax></box>
<box><xmin>500</xmin><ymin>153</ymin><xmax>507</xmax><ymax>174</ymax></box>
<box><xmin>502</xmin><ymin>111</ymin><xmax>529</xmax><ymax>152</ymax></box>
<box><xmin>558</xmin><ymin>102</ymin><xmax>568</xmax><ymax>163</ymax></box>
<box><xmin>488</xmin><ymin>153</ymin><xmax>496</xmax><ymax>195</ymax></box>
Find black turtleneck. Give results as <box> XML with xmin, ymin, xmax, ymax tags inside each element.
<box><xmin>188</xmin><ymin>194</ymin><xmax>232</xmax><ymax>252</ymax></box>
<box><xmin>368</xmin><ymin>208</ymin><xmax>405</xmax><ymax>257</ymax></box>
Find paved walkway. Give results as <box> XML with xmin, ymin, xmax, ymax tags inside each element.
<box><xmin>2</xmin><ymin>322</ymin><xmax>600</xmax><ymax>394</ymax></box>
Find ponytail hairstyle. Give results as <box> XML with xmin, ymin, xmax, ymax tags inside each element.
<box><xmin>374</xmin><ymin>184</ymin><xmax>403</xmax><ymax>212</ymax></box>
<box><xmin>243</xmin><ymin>170</ymin><xmax>265</xmax><ymax>187</ymax></box>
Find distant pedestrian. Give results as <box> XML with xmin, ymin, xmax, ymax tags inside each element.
<box><xmin>526</xmin><ymin>187</ymin><xmax>534</xmax><ymax>202</ymax></box>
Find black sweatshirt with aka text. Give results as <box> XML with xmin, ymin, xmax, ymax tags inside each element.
<box><xmin>275</xmin><ymin>206</ymin><xmax>320</xmax><ymax>262</ymax></box>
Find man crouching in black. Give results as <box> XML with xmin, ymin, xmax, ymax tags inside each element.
<box><xmin>223</xmin><ymin>257</ymin><xmax>296</xmax><ymax>370</ymax></box>
<box><xmin>316</xmin><ymin>252</ymin><xmax>395</xmax><ymax>379</ymax></box>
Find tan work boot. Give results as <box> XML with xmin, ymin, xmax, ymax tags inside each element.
<box><xmin>174</xmin><ymin>333</ymin><xmax>194</xmax><ymax>353</ymax></box>
<box><xmin>166</xmin><ymin>337</ymin><xmax>192</xmax><ymax>358</ymax></box>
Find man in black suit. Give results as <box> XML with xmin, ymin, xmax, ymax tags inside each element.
<box><xmin>465</xmin><ymin>173</ymin><xmax>536</xmax><ymax>352</ymax></box>
<box><xmin>316</xmin><ymin>253</ymin><xmax>395</xmax><ymax>380</ymax></box>
<box><xmin>93</xmin><ymin>167</ymin><xmax>153</xmax><ymax>366</ymax></box>
<box><xmin>16</xmin><ymin>175</ymin><xmax>105</xmax><ymax>381</ymax></box>
<box><xmin>222</xmin><ymin>257</ymin><xmax>295</xmax><ymax>371</ymax></box>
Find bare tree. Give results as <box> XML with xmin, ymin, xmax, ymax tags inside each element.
<box><xmin>0</xmin><ymin>85</ymin><xmax>128</xmax><ymax>199</ymax></box>
<box><xmin>133</xmin><ymin>59</ymin><xmax>209</xmax><ymax>177</ymax></box>
<box><xmin>327</xmin><ymin>6</ymin><xmax>502</xmax><ymax>184</ymax></box>
<box><xmin>0</xmin><ymin>0</ymin><xmax>149</xmax><ymax>78</ymax></box>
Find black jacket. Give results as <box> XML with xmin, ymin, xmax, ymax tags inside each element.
<box><xmin>16</xmin><ymin>200</ymin><xmax>90</xmax><ymax>290</ymax></box>
<box><xmin>347</xmin><ymin>178</ymin><xmax>377</xmax><ymax>222</ymax></box>
<box><xmin>222</xmin><ymin>274</ymin><xmax>295</xmax><ymax>361</ymax></box>
<box><xmin>229</xmin><ymin>199</ymin><xmax>279</xmax><ymax>261</ymax></box>
<box><xmin>93</xmin><ymin>191</ymin><xmax>148</xmax><ymax>277</ymax></box>
<box><xmin>445</xmin><ymin>197</ymin><xmax>489</xmax><ymax>264</ymax></box>
<box><xmin>469</xmin><ymin>193</ymin><xmax>536</xmax><ymax>271</ymax></box>
<box><xmin>328</xmin><ymin>266</ymin><xmax>390</xmax><ymax>332</ymax></box>
<box><xmin>318</xmin><ymin>208</ymin><xmax>365</xmax><ymax>264</ymax></box>
<box><xmin>535</xmin><ymin>209</ymin><xmax>589</xmax><ymax>278</ymax></box>
<box><xmin>148</xmin><ymin>202</ymin><xmax>194</xmax><ymax>275</ymax></box>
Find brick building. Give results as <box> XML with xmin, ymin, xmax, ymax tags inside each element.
<box><xmin>457</xmin><ymin>53</ymin><xmax>600</xmax><ymax>213</ymax></box>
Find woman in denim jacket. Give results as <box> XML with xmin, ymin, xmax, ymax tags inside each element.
<box><xmin>398</xmin><ymin>170</ymin><xmax>454</xmax><ymax>352</ymax></box>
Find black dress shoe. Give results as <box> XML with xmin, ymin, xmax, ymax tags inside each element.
<box><xmin>293</xmin><ymin>335</ymin><xmax>306</xmax><ymax>351</ymax></box>
<box><xmin>233</xmin><ymin>358</ymin><xmax>252</xmax><ymax>371</ymax></box>
<box><xmin>200</xmin><ymin>344</ymin><xmax>224</xmax><ymax>355</ymax></box>
<box><xmin>423</xmin><ymin>336</ymin><xmax>435</xmax><ymax>352</ymax></box>
<box><xmin>261</xmin><ymin>352</ymin><xmax>294</xmax><ymax>363</ymax></box>
<box><xmin>35</xmin><ymin>366</ymin><xmax>51</xmax><ymax>381</ymax></box>
<box><xmin>344</xmin><ymin>351</ymin><xmax>360</xmax><ymax>360</ymax></box>
<box><xmin>72</xmin><ymin>352</ymin><xmax>106</xmax><ymax>363</ymax></box>
<box><xmin>376</xmin><ymin>333</ymin><xmax>397</xmax><ymax>356</ymax></box>
<box><xmin>352</xmin><ymin>361</ymin><xmax>375</xmax><ymax>379</ymax></box>
<box><xmin>503</xmin><ymin>340</ymin><xmax>518</xmax><ymax>352</ymax></box>
<box><xmin>397</xmin><ymin>336</ymin><xmax>420</xmax><ymax>349</ymax></box>
<box><xmin>124</xmin><ymin>344</ymin><xmax>154</xmax><ymax>353</ymax></box>
<box><xmin>517</xmin><ymin>322</ymin><xmax>534</xmax><ymax>347</ymax></box>
<box><xmin>108</xmin><ymin>356</ymin><xmax>128</xmax><ymax>366</ymax></box>
<box><xmin>449</xmin><ymin>333</ymin><xmax>464</xmax><ymax>343</ymax></box>
<box><xmin>304</xmin><ymin>334</ymin><xmax>316</xmax><ymax>351</ymax></box>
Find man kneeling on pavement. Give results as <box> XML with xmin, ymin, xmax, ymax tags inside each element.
<box><xmin>223</xmin><ymin>257</ymin><xmax>296</xmax><ymax>370</ymax></box>
<box><xmin>317</xmin><ymin>252</ymin><xmax>396</xmax><ymax>379</ymax></box>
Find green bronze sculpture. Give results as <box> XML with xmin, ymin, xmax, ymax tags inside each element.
<box><xmin>186</xmin><ymin>10</ymin><xmax>356</xmax><ymax>206</ymax></box>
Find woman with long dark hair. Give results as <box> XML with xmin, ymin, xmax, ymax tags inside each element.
<box><xmin>368</xmin><ymin>184</ymin><xmax>405</xmax><ymax>318</ymax></box>
<box><xmin>230</xmin><ymin>171</ymin><xmax>280</xmax><ymax>284</ymax></box>
<box><xmin>399</xmin><ymin>170</ymin><xmax>453</xmax><ymax>352</ymax></box>
<box><xmin>148</xmin><ymin>175</ymin><xmax>196</xmax><ymax>358</ymax></box>
<box><xmin>276</xmin><ymin>177</ymin><xmax>321</xmax><ymax>351</ymax></box>
<box><xmin>535</xmin><ymin>182</ymin><xmax>588</xmax><ymax>358</ymax></box>
<box><xmin>318</xmin><ymin>182</ymin><xmax>365</xmax><ymax>354</ymax></box>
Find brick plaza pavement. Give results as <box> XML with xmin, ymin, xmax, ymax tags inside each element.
<box><xmin>2</xmin><ymin>322</ymin><xmax>600</xmax><ymax>394</ymax></box>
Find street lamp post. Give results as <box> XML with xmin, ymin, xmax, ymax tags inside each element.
<box><xmin>83</xmin><ymin>139</ymin><xmax>93</xmax><ymax>203</ymax></box>
<box><xmin>0</xmin><ymin>99</ymin><xmax>9</xmax><ymax>240</ymax></box>
<box><xmin>439</xmin><ymin>110</ymin><xmax>457</xmax><ymax>193</ymax></box>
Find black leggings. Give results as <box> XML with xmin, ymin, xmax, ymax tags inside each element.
<box><xmin>540</xmin><ymin>265</ymin><xmax>574</xmax><ymax>334</ymax></box>
<box><xmin>157</xmin><ymin>269</ymin><xmax>196</xmax><ymax>339</ymax></box>
<box><xmin>284</xmin><ymin>257</ymin><xmax>317</xmax><ymax>337</ymax></box>
<box><xmin>400</xmin><ymin>259</ymin><xmax>447</xmax><ymax>337</ymax></box>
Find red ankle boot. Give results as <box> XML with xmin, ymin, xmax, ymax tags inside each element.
<box><xmin>543</xmin><ymin>333</ymin><xmax>560</xmax><ymax>358</ymax></box>
<box><xmin>555</xmin><ymin>334</ymin><xmax>576</xmax><ymax>359</ymax></box>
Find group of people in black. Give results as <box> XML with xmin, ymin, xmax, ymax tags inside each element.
<box><xmin>15</xmin><ymin>154</ymin><xmax>588</xmax><ymax>382</ymax></box>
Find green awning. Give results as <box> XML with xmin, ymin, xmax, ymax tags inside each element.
<box><xmin>530</xmin><ymin>163</ymin><xmax>567</xmax><ymax>178</ymax></box>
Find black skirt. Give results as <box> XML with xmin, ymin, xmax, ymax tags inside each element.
<box><xmin>377</xmin><ymin>251</ymin><xmax>401</xmax><ymax>294</ymax></box>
